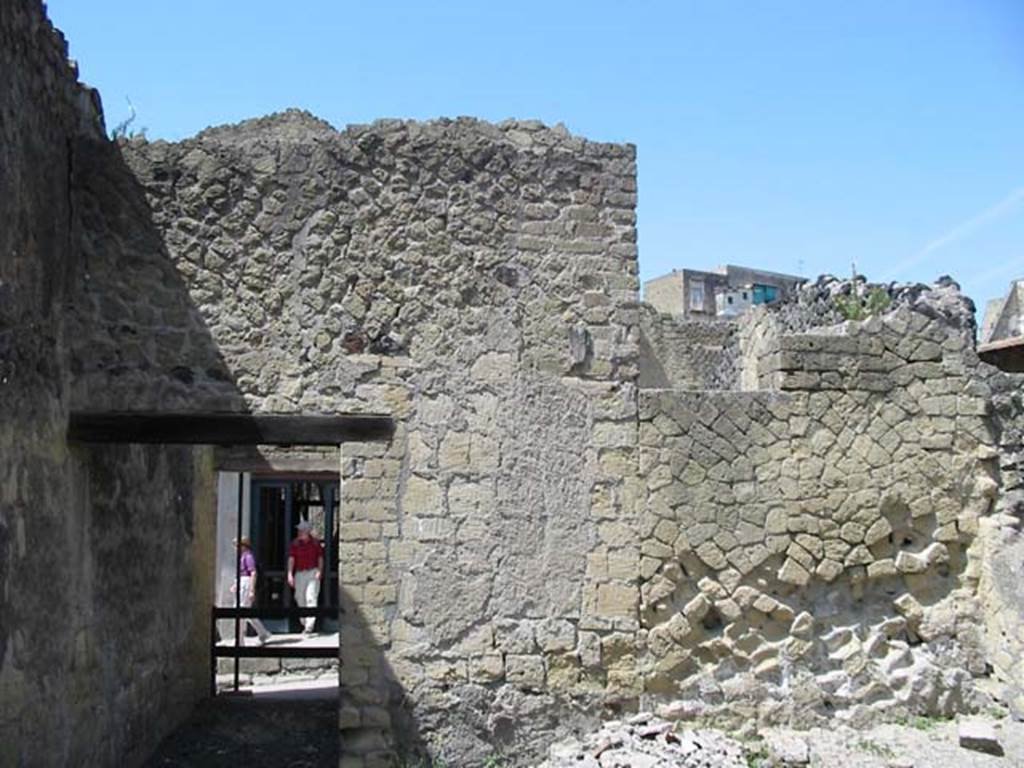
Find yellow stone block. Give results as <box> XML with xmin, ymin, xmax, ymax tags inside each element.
<box><xmin>596</xmin><ymin>583</ymin><xmax>637</xmax><ymax>618</ymax></box>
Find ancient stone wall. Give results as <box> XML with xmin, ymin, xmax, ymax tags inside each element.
<box><xmin>978</xmin><ymin>365</ymin><xmax>1024</xmax><ymax>717</ymax></box>
<box><xmin>93</xmin><ymin>113</ymin><xmax>639</xmax><ymax>415</ymax></box>
<box><xmin>637</xmin><ymin>301</ymin><xmax>998</xmax><ymax>727</ymax></box>
<box><xmin>111</xmin><ymin>108</ymin><xmax>1024</xmax><ymax>766</ymax></box>
<box><xmin>0</xmin><ymin>3</ymin><xmax>216</xmax><ymax>765</ymax></box>
<box><xmin>62</xmin><ymin>445</ymin><xmax>216</xmax><ymax>766</ymax></box>
<box><xmin>67</xmin><ymin>129</ymin><xmax>248</xmax><ymax>413</ymax></box>
<box><xmin>638</xmin><ymin>307</ymin><xmax>738</xmax><ymax>390</ymax></box>
<box><xmin>10</xmin><ymin>3</ymin><xmax>1024</xmax><ymax>766</ymax></box>
<box><xmin>116</xmin><ymin>114</ymin><xmax>641</xmax><ymax>764</ymax></box>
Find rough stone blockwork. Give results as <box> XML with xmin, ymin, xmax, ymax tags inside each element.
<box><xmin>113</xmin><ymin>112</ymin><xmax>641</xmax><ymax>764</ymax></box>
<box><xmin>640</xmin><ymin>294</ymin><xmax>999</xmax><ymax>726</ymax></box>
<box><xmin>114</xmin><ymin>100</ymin><xmax>1024</xmax><ymax>765</ymax></box>
<box><xmin>628</xmin><ymin>278</ymin><xmax>1024</xmax><ymax>736</ymax></box>
<box><xmin>108</xmin><ymin>110</ymin><xmax>1024</xmax><ymax>763</ymax></box>
<box><xmin>979</xmin><ymin>363</ymin><xmax>1024</xmax><ymax>717</ymax></box>
<box><xmin>8</xmin><ymin>1</ymin><xmax>1024</xmax><ymax>764</ymax></box>
<box><xmin>638</xmin><ymin>307</ymin><xmax>738</xmax><ymax>390</ymax></box>
<box><xmin>0</xmin><ymin>3</ymin><xmax>216</xmax><ymax>765</ymax></box>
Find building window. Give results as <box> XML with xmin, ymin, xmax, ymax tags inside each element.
<box><xmin>742</xmin><ymin>291</ymin><xmax>748</xmax><ymax>300</ymax></box>
<box><xmin>752</xmin><ymin>284</ymin><xmax>779</xmax><ymax>304</ymax></box>
<box><xmin>689</xmin><ymin>281</ymin><xmax>705</xmax><ymax>311</ymax></box>
<box><xmin>727</xmin><ymin>296</ymin><xmax>733</xmax><ymax>305</ymax></box>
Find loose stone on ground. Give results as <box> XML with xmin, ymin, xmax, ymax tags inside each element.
<box><xmin>757</xmin><ymin>719</ymin><xmax>1021</xmax><ymax>767</ymax></box>
<box><xmin>537</xmin><ymin>715</ymin><xmax>748</xmax><ymax>768</ymax></box>
<box><xmin>958</xmin><ymin>720</ymin><xmax>1005</xmax><ymax>756</ymax></box>
<box><xmin>537</xmin><ymin>716</ymin><xmax>1024</xmax><ymax>768</ymax></box>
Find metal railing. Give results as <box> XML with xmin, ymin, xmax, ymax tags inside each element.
<box><xmin>210</xmin><ymin>605</ymin><xmax>340</xmax><ymax>695</ymax></box>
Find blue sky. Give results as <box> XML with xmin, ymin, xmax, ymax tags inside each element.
<box><xmin>47</xmin><ymin>1</ymin><xmax>1023</xmax><ymax>316</ymax></box>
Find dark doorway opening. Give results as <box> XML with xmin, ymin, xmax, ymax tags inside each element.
<box><xmin>251</xmin><ymin>477</ymin><xmax>340</xmax><ymax>635</ymax></box>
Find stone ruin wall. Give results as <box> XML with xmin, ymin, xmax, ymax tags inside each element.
<box><xmin>113</xmin><ymin>108</ymin><xmax>1024</xmax><ymax>767</ymax></box>
<box><xmin>979</xmin><ymin>364</ymin><xmax>1024</xmax><ymax>716</ymax></box>
<box><xmin>5</xmin><ymin>2</ymin><xmax>1024</xmax><ymax>764</ymax></box>
<box><xmin>638</xmin><ymin>308</ymin><xmax>738</xmax><ymax>390</ymax></box>
<box><xmin>79</xmin><ymin>111</ymin><xmax>638</xmax><ymax>414</ymax></box>
<box><xmin>0</xmin><ymin>3</ymin><xmax>216</xmax><ymax>766</ymax></box>
<box><xmin>113</xmin><ymin>113</ymin><xmax>642</xmax><ymax>764</ymax></box>
<box><xmin>639</xmin><ymin>298</ymin><xmax>1003</xmax><ymax>727</ymax></box>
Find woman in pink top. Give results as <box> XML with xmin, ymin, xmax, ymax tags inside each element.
<box><xmin>235</xmin><ymin>537</ymin><xmax>272</xmax><ymax>645</ymax></box>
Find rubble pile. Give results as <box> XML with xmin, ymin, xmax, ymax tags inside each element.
<box><xmin>773</xmin><ymin>274</ymin><xmax>977</xmax><ymax>334</ymax></box>
<box><xmin>537</xmin><ymin>715</ymin><xmax>748</xmax><ymax>768</ymax></box>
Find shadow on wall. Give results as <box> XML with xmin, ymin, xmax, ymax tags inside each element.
<box><xmin>339</xmin><ymin>581</ymin><xmax>604</xmax><ymax>766</ymax></box>
<box><xmin>75</xmin><ymin>441</ymin><xmax>217</xmax><ymax>766</ymax></box>
<box><xmin>637</xmin><ymin>329</ymin><xmax>672</xmax><ymax>389</ymax></box>
<box><xmin>68</xmin><ymin>134</ymin><xmax>251</xmax><ymax>414</ymax></box>
<box><xmin>1</xmin><ymin>3</ymin><xmax>250</xmax><ymax>765</ymax></box>
<box><xmin>339</xmin><ymin>586</ymin><xmax>429</xmax><ymax>765</ymax></box>
<box><xmin>69</xmin><ymin>136</ymin><xmax>432</xmax><ymax>766</ymax></box>
<box><xmin>2</xmin><ymin>137</ymin><xmax>249</xmax><ymax>766</ymax></box>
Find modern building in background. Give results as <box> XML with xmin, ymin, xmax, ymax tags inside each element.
<box><xmin>979</xmin><ymin>278</ymin><xmax>1024</xmax><ymax>372</ymax></box>
<box><xmin>643</xmin><ymin>264</ymin><xmax>805</xmax><ymax>318</ymax></box>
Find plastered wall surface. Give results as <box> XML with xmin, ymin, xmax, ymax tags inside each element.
<box><xmin>643</xmin><ymin>272</ymin><xmax>684</xmax><ymax>315</ymax></box>
<box><xmin>1</xmin><ymin>3</ymin><xmax>217</xmax><ymax>765</ymax></box>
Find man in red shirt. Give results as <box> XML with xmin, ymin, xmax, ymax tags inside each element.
<box><xmin>287</xmin><ymin>519</ymin><xmax>324</xmax><ymax>634</ymax></box>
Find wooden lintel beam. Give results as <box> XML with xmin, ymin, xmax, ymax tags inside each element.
<box><xmin>68</xmin><ymin>412</ymin><xmax>394</xmax><ymax>446</ymax></box>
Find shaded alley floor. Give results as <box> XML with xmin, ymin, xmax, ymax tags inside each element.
<box><xmin>144</xmin><ymin>681</ymin><xmax>338</xmax><ymax>768</ymax></box>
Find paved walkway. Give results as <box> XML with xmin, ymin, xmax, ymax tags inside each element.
<box><xmin>216</xmin><ymin>631</ymin><xmax>339</xmax><ymax>694</ymax></box>
<box><xmin>217</xmin><ymin>630</ymin><xmax>340</xmax><ymax>650</ymax></box>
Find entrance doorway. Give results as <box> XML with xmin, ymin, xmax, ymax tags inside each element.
<box><xmin>251</xmin><ymin>477</ymin><xmax>340</xmax><ymax>634</ymax></box>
